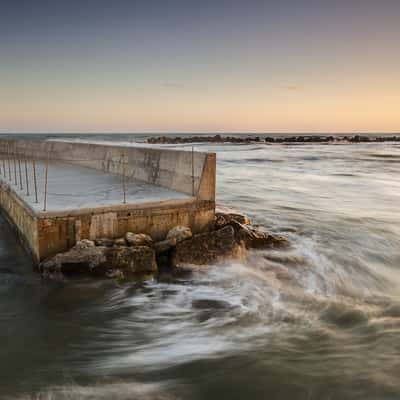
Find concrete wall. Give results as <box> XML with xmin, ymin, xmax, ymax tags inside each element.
<box><xmin>0</xmin><ymin>139</ymin><xmax>216</xmax><ymax>201</ymax></box>
<box><xmin>37</xmin><ymin>199</ymin><xmax>215</xmax><ymax>261</ymax></box>
<box><xmin>0</xmin><ymin>139</ymin><xmax>216</xmax><ymax>264</ymax></box>
<box><xmin>0</xmin><ymin>181</ymin><xmax>39</xmax><ymax>264</ymax></box>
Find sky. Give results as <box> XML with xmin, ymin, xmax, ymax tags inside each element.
<box><xmin>0</xmin><ymin>0</ymin><xmax>399</xmax><ymax>134</ymax></box>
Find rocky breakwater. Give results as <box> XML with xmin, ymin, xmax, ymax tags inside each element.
<box><xmin>147</xmin><ymin>134</ymin><xmax>400</xmax><ymax>145</ymax></box>
<box><xmin>40</xmin><ymin>206</ymin><xmax>289</xmax><ymax>280</ymax></box>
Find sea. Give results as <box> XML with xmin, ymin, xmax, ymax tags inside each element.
<box><xmin>1</xmin><ymin>134</ymin><xmax>400</xmax><ymax>399</ymax></box>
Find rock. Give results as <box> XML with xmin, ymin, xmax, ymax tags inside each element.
<box><xmin>40</xmin><ymin>243</ymin><xmax>157</xmax><ymax>278</ymax></box>
<box><xmin>105</xmin><ymin>246</ymin><xmax>157</xmax><ymax>274</ymax></box>
<box><xmin>166</xmin><ymin>226</ymin><xmax>192</xmax><ymax>243</ymax></box>
<box><xmin>95</xmin><ymin>238</ymin><xmax>115</xmax><ymax>247</ymax></box>
<box><xmin>147</xmin><ymin>134</ymin><xmax>400</xmax><ymax>145</ymax></box>
<box><xmin>105</xmin><ymin>269</ymin><xmax>125</xmax><ymax>280</ymax></box>
<box><xmin>125</xmin><ymin>232</ymin><xmax>153</xmax><ymax>247</ymax></box>
<box><xmin>215</xmin><ymin>205</ymin><xmax>251</xmax><ymax>228</ymax></box>
<box><xmin>40</xmin><ymin>245</ymin><xmax>107</xmax><ymax>275</ymax></box>
<box><xmin>114</xmin><ymin>237</ymin><xmax>127</xmax><ymax>246</ymax></box>
<box><xmin>230</xmin><ymin>220</ymin><xmax>289</xmax><ymax>249</ymax></box>
<box><xmin>173</xmin><ymin>225</ymin><xmax>240</xmax><ymax>266</ymax></box>
<box><xmin>154</xmin><ymin>238</ymin><xmax>177</xmax><ymax>254</ymax></box>
<box><xmin>75</xmin><ymin>239</ymin><xmax>95</xmax><ymax>249</ymax></box>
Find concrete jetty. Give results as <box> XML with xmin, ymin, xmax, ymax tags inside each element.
<box><xmin>0</xmin><ymin>139</ymin><xmax>216</xmax><ymax>265</ymax></box>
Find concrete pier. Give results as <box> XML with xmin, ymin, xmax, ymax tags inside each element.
<box><xmin>0</xmin><ymin>139</ymin><xmax>216</xmax><ymax>265</ymax></box>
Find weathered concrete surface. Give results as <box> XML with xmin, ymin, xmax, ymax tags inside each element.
<box><xmin>0</xmin><ymin>181</ymin><xmax>39</xmax><ymax>264</ymax></box>
<box><xmin>1</xmin><ymin>159</ymin><xmax>191</xmax><ymax>213</ymax></box>
<box><xmin>0</xmin><ymin>139</ymin><xmax>216</xmax><ymax>200</ymax></box>
<box><xmin>0</xmin><ymin>139</ymin><xmax>216</xmax><ymax>264</ymax></box>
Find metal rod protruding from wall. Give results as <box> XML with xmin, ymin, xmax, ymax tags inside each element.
<box><xmin>7</xmin><ymin>144</ymin><xmax>11</xmax><ymax>181</ymax></box>
<box><xmin>0</xmin><ymin>144</ymin><xmax>3</xmax><ymax>176</ymax></box>
<box><xmin>18</xmin><ymin>152</ymin><xmax>23</xmax><ymax>191</ymax></box>
<box><xmin>43</xmin><ymin>152</ymin><xmax>49</xmax><ymax>211</ymax></box>
<box><xmin>191</xmin><ymin>146</ymin><xmax>195</xmax><ymax>197</ymax></box>
<box><xmin>122</xmin><ymin>153</ymin><xmax>127</xmax><ymax>204</ymax></box>
<box><xmin>33</xmin><ymin>159</ymin><xmax>38</xmax><ymax>204</ymax></box>
<box><xmin>24</xmin><ymin>157</ymin><xmax>30</xmax><ymax>196</ymax></box>
<box><xmin>2</xmin><ymin>151</ymin><xmax>5</xmax><ymax>177</ymax></box>
<box><xmin>13</xmin><ymin>144</ymin><xmax>17</xmax><ymax>185</ymax></box>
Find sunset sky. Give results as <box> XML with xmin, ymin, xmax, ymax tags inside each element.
<box><xmin>1</xmin><ymin>0</ymin><xmax>399</xmax><ymax>133</ymax></box>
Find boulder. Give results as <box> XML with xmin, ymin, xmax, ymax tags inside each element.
<box><xmin>40</xmin><ymin>245</ymin><xmax>107</xmax><ymax>276</ymax></box>
<box><xmin>215</xmin><ymin>205</ymin><xmax>251</xmax><ymax>228</ymax></box>
<box><xmin>230</xmin><ymin>220</ymin><xmax>289</xmax><ymax>249</ymax></box>
<box><xmin>166</xmin><ymin>226</ymin><xmax>192</xmax><ymax>243</ymax></box>
<box><xmin>154</xmin><ymin>238</ymin><xmax>177</xmax><ymax>254</ymax></box>
<box><xmin>40</xmin><ymin>243</ymin><xmax>158</xmax><ymax>278</ymax></box>
<box><xmin>95</xmin><ymin>238</ymin><xmax>115</xmax><ymax>247</ymax></box>
<box><xmin>114</xmin><ymin>237</ymin><xmax>127</xmax><ymax>246</ymax></box>
<box><xmin>105</xmin><ymin>246</ymin><xmax>157</xmax><ymax>274</ymax></box>
<box><xmin>126</xmin><ymin>232</ymin><xmax>153</xmax><ymax>247</ymax></box>
<box><xmin>75</xmin><ymin>239</ymin><xmax>95</xmax><ymax>249</ymax></box>
<box><xmin>173</xmin><ymin>225</ymin><xmax>240</xmax><ymax>266</ymax></box>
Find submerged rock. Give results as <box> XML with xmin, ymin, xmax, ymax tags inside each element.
<box><xmin>126</xmin><ymin>232</ymin><xmax>153</xmax><ymax>247</ymax></box>
<box><xmin>173</xmin><ymin>225</ymin><xmax>240</xmax><ymax>266</ymax></box>
<box><xmin>105</xmin><ymin>269</ymin><xmax>125</xmax><ymax>280</ymax></box>
<box><xmin>166</xmin><ymin>226</ymin><xmax>192</xmax><ymax>243</ymax></box>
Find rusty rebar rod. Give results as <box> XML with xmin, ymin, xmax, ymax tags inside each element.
<box><xmin>18</xmin><ymin>153</ymin><xmax>23</xmax><ymax>191</ymax></box>
<box><xmin>122</xmin><ymin>153</ymin><xmax>127</xmax><ymax>204</ymax></box>
<box><xmin>7</xmin><ymin>144</ymin><xmax>11</xmax><ymax>181</ymax></box>
<box><xmin>43</xmin><ymin>152</ymin><xmax>49</xmax><ymax>211</ymax></box>
<box><xmin>13</xmin><ymin>145</ymin><xmax>17</xmax><ymax>185</ymax></box>
<box><xmin>24</xmin><ymin>158</ymin><xmax>30</xmax><ymax>196</ymax></box>
<box><xmin>191</xmin><ymin>146</ymin><xmax>195</xmax><ymax>196</ymax></box>
<box><xmin>0</xmin><ymin>146</ymin><xmax>3</xmax><ymax>176</ymax></box>
<box><xmin>2</xmin><ymin>152</ymin><xmax>5</xmax><ymax>177</ymax></box>
<box><xmin>33</xmin><ymin>159</ymin><xmax>38</xmax><ymax>203</ymax></box>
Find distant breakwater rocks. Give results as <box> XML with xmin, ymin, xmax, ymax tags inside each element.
<box><xmin>147</xmin><ymin>134</ymin><xmax>400</xmax><ymax>145</ymax></box>
<box><xmin>39</xmin><ymin>206</ymin><xmax>289</xmax><ymax>280</ymax></box>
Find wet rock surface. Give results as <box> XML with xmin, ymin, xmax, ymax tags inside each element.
<box><xmin>105</xmin><ymin>246</ymin><xmax>157</xmax><ymax>275</ymax></box>
<box><xmin>40</xmin><ymin>242</ymin><xmax>157</xmax><ymax>278</ymax></box>
<box><xmin>40</xmin><ymin>244</ymin><xmax>108</xmax><ymax>277</ymax></box>
<box><xmin>40</xmin><ymin>208</ymin><xmax>290</xmax><ymax>280</ymax></box>
<box><xmin>215</xmin><ymin>205</ymin><xmax>251</xmax><ymax>227</ymax></box>
<box><xmin>230</xmin><ymin>220</ymin><xmax>289</xmax><ymax>249</ymax></box>
<box><xmin>173</xmin><ymin>225</ymin><xmax>240</xmax><ymax>266</ymax></box>
<box><xmin>154</xmin><ymin>238</ymin><xmax>177</xmax><ymax>254</ymax></box>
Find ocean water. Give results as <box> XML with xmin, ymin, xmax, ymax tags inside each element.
<box><xmin>1</xmin><ymin>135</ymin><xmax>400</xmax><ymax>399</ymax></box>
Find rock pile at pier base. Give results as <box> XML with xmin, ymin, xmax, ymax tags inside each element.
<box><xmin>40</xmin><ymin>206</ymin><xmax>289</xmax><ymax>280</ymax></box>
